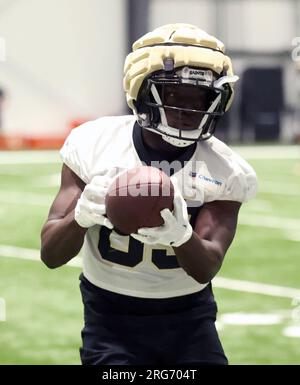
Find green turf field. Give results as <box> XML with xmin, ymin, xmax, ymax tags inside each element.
<box><xmin>0</xmin><ymin>146</ymin><xmax>299</xmax><ymax>364</ymax></box>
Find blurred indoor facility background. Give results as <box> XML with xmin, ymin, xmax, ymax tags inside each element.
<box><xmin>0</xmin><ymin>0</ymin><xmax>300</xmax><ymax>365</ymax></box>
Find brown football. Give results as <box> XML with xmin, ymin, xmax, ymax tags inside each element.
<box><xmin>105</xmin><ymin>166</ymin><xmax>174</xmax><ymax>235</ymax></box>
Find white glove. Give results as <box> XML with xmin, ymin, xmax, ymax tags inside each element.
<box><xmin>75</xmin><ymin>171</ymin><xmax>116</xmax><ymax>229</ymax></box>
<box><xmin>131</xmin><ymin>176</ymin><xmax>193</xmax><ymax>247</ymax></box>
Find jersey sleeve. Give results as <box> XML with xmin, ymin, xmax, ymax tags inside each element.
<box><xmin>59</xmin><ymin>120</ymin><xmax>102</xmax><ymax>183</ymax></box>
<box><xmin>223</xmin><ymin>152</ymin><xmax>258</xmax><ymax>203</ymax></box>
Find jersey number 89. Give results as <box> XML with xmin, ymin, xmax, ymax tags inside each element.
<box><xmin>98</xmin><ymin>226</ymin><xmax>180</xmax><ymax>270</ymax></box>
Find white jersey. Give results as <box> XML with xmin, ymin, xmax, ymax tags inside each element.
<box><xmin>60</xmin><ymin>115</ymin><xmax>257</xmax><ymax>298</ymax></box>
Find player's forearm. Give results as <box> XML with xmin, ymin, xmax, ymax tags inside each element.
<box><xmin>40</xmin><ymin>210</ymin><xmax>87</xmax><ymax>269</ymax></box>
<box><xmin>173</xmin><ymin>231</ymin><xmax>223</xmax><ymax>284</ymax></box>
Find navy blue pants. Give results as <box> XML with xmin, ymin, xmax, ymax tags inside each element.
<box><xmin>79</xmin><ymin>274</ymin><xmax>228</xmax><ymax>365</ymax></box>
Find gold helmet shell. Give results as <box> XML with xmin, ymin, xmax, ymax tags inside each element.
<box><xmin>124</xmin><ymin>23</ymin><xmax>236</xmax><ymax>113</ymax></box>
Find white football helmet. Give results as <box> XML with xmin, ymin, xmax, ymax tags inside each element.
<box><xmin>124</xmin><ymin>23</ymin><xmax>239</xmax><ymax>147</ymax></box>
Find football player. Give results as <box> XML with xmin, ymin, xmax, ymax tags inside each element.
<box><xmin>41</xmin><ymin>24</ymin><xmax>257</xmax><ymax>365</ymax></box>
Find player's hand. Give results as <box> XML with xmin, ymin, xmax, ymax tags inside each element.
<box><xmin>74</xmin><ymin>170</ymin><xmax>116</xmax><ymax>229</ymax></box>
<box><xmin>131</xmin><ymin>177</ymin><xmax>193</xmax><ymax>247</ymax></box>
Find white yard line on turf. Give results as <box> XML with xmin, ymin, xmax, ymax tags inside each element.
<box><xmin>0</xmin><ymin>298</ymin><xmax>6</xmax><ymax>322</ymax></box>
<box><xmin>246</xmin><ymin>199</ymin><xmax>273</xmax><ymax>212</ymax></box>
<box><xmin>213</xmin><ymin>277</ymin><xmax>300</xmax><ymax>300</ymax></box>
<box><xmin>283</xmin><ymin>326</ymin><xmax>300</xmax><ymax>338</ymax></box>
<box><xmin>0</xmin><ymin>151</ymin><xmax>61</xmax><ymax>165</ymax></box>
<box><xmin>31</xmin><ymin>174</ymin><xmax>61</xmax><ymax>187</ymax></box>
<box><xmin>0</xmin><ymin>191</ymin><xmax>53</xmax><ymax>207</ymax></box>
<box><xmin>258</xmin><ymin>181</ymin><xmax>300</xmax><ymax>196</ymax></box>
<box><xmin>0</xmin><ymin>244</ymin><xmax>300</xmax><ymax>299</ymax></box>
<box><xmin>284</xmin><ymin>231</ymin><xmax>300</xmax><ymax>242</ymax></box>
<box><xmin>232</xmin><ymin>145</ymin><xmax>300</xmax><ymax>159</ymax></box>
<box><xmin>259</xmin><ymin>187</ymin><xmax>300</xmax><ymax>196</ymax></box>
<box><xmin>0</xmin><ymin>244</ymin><xmax>82</xmax><ymax>267</ymax></box>
<box><xmin>239</xmin><ymin>214</ymin><xmax>300</xmax><ymax>232</ymax></box>
<box><xmin>0</xmin><ymin>146</ymin><xmax>298</xmax><ymax>165</ymax></box>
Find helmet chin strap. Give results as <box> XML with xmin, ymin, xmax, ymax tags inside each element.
<box><xmin>161</xmin><ymin>132</ymin><xmax>194</xmax><ymax>147</ymax></box>
<box><xmin>141</xmin><ymin>125</ymin><xmax>193</xmax><ymax>147</ymax></box>
<box><xmin>149</xmin><ymin>84</ymin><xmax>222</xmax><ymax>147</ymax></box>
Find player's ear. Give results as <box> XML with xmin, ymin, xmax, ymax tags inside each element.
<box><xmin>134</xmin><ymin>97</ymin><xmax>160</xmax><ymax>127</ymax></box>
